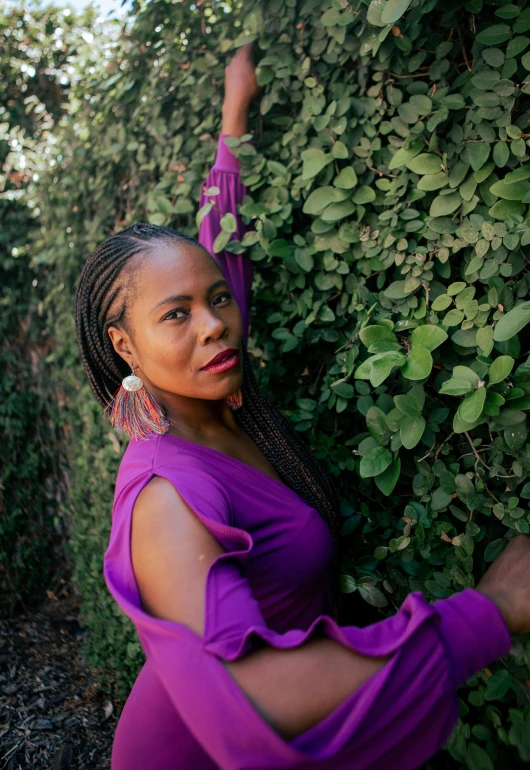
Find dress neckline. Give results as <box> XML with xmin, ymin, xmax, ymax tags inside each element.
<box><xmin>161</xmin><ymin>431</ymin><xmax>294</xmax><ymax>497</ymax></box>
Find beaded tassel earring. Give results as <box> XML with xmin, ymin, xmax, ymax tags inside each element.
<box><xmin>104</xmin><ymin>364</ymin><xmax>170</xmax><ymax>440</ymax></box>
<box><xmin>226</xmin><ymin>388</ymin><xmax>243</xmax><ymax>411</ymax></box>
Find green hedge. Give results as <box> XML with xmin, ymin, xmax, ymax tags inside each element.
<box><xmin>8</xmin><ymin>0</ymin><xmax>530</xmax><ymax>763</ymax></box>
<box><xmin>0</xmin><ymin>5</ymin><xmax>82</xmax><ymax>614</ymax></box>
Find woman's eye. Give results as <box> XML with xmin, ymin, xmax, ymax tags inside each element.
<box><xmin>164</xmin><ymin>309</ymin><xmax>187</xmax><ymax>321</ymax></box>
<box><xmin>213</xmin><ymin>292</ymin><xmax>231</xmax><ymax>306</ymax></box>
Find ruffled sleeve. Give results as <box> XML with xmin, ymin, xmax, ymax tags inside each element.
<box><xmin>198</xmin><ymin>134</ymin><xmax>252</xmax><ymax>341</ymax></box>
<box><xmin>104</xmin><ymin>464</ymin><xmax>511</xmax><ymax>770</ymax></box>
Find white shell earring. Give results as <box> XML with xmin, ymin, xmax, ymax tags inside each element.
<box><xmin>122</xmin><ymin>365</ymin><xmax>144</xmax><ymax>392</ymax></box>
<box><xmin>104</xmin><ymin>362</ymin><xmax>170</xmax><ymax>440</ymax></box>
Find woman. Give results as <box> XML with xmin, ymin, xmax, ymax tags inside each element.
<box><xmin>75</xmin><ymin>45</ymin><xmax>530</xmax><ymax>770</ymax></box>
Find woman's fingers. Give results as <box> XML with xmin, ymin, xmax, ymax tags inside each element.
<box><xmin>223</xmin><ymin>41</ymin><xmax>260</xmax><ymax>109</ymax></box>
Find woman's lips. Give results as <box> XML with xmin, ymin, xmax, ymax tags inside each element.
<box><xmin>201</xmin><ymin>352</ymin><xmax>240</xmax><ymax>374</ymax></box>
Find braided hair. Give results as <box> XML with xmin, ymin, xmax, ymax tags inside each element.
<box><xmin>75</xmin><ymin>223</ymin><xmax>343</xmax><ymax>620</ymax></box>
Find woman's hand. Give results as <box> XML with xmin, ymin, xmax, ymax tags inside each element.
<box><xmin>476</xmin><ymin>534</ymin><xmax>530</xmax><ymax>636</ymax></box>
<box><xmin>221</xmin><ymin>43</ymin><xmax>260</xmax><ymax>136</ymax></box>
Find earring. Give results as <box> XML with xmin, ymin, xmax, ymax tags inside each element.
<box><xmin>104</xmin><ymin>364</ymin><xmax>170</xmax><ymax>440</ymax></box>
<box><xmin>225</xmin><ymin>387</ymin><xmax>243</xmax><ymax>411</ymax></box>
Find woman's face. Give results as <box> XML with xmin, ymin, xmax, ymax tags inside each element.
<box><xmin>107</xmin><ymin>240</ymin><xmax>243</xmax><ymax>410</ymax></box>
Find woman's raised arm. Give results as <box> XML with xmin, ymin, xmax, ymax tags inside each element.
<box><xmin>198</xmin><ymin>44</ymin><xmax>259</xmax><ymax>341</ymax></box>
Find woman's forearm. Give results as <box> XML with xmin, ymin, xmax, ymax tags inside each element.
<box><xmin>221</xmin><ymin>101</ymin><xmax>249</xmax><ymax>137</ymax></box>
<box><xmin>225</xmin><ymin>637</ymin><xmax>388</xmax><ymax>740</ymax></box>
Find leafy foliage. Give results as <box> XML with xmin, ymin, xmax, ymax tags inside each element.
<box><xmin>5</xmin><ymin>0</ymin><xmax>530</xmax><ymax>763</ymax></box>
<box><xmin>0</xmin><ymin>4</ymin><xmax>86</xmax><ymax>613</ymax></box>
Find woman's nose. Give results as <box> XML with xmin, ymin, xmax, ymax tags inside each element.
<box><xmin>197</xmin><ymin>308</ymin><xmax>228</xmax><ymax>345</ymax></box>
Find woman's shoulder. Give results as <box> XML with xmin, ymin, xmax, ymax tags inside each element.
<box><xmin>117</xmin><ymin>433</ymin><xmax>216</xmax><ymax>480</ymax></box>
<box><xmin>113</xmin><ymin>433</ymin><xmax>231</xmax><ymax>521</ymax></box>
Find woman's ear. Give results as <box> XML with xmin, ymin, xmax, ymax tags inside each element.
<box><xmin>107</xmin><ymin>325</ymin><xmax>134</xmax><ymax>366</ymax></box>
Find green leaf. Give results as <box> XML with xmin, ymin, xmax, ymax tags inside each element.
<box><xmin>267</xmin><ymin>160</ymin><xmax>288</xmax><ymax>176</ymax></box>
<box><xmin>482</xmin><ymin>48</ymin><xmax>505</xmax><ymax>67</ymax></box>
<box><xmin>429</xmin><ymin>192</ymin><xmax>461</xmax><ymax>217</ymax></box>
<box><xmin>358</xmin><ymin>582</ymin><xmax>388</xmax><ymax>607</ymax></box>
<box><xmin>466</xmin><ymin>742</ymin><xmax>494</xmax><ymax>770</ymax></box>
<box><xmin>490</xmin><ymin>408</ymin><xmax>526</xmax><ymax>428</ymax></box>
<box><xmin>359</xmin><ymin>324</ymin><xmax>398</xmax><ymax>347</ymax></box>
<box><xmin>417</xmin><ymin>172</ymin><xmax>449</xmax><ymax>191</ymax></box>
<box><xmin>477</xmin><ymin>326</ymin><xmax>494</xmax><ymax>356</ymax></box>
<box><xmin>359</xmin><ymin>446</ymin><xmax>393</xmax><ymax>478</ymax></box>
<box><xmin>220</xmin><ymin>212</ymin><xmax>237</xmax><ymax>233</ymax></box>
<box><xmin>374</xmin><ymin>458</ymin><xmax>401</xmax><ymax>495</ymax></box>
<box><xmin>402</xmin><ymin>346</ymin><xmax>433</xmax><ymax>380</ymax></box>
<box><xmin>366</xmin><ymin>406</ymin><xmax>391</xmax><ymax>444</ymax></box>
<box><xmin>488</xmin><ymin>199</ymin><xmax>525</xmax><ymax>220</ymax></box>
<box><xmin>334</xmin><ymin>167</ymin><xmax>358</xmax><ymax>189</ymax></box>
<box><xmin>410</xmin><ymin>324</ymin><xmax>448</xmax><ymax>351</ymax></box>
<box><xmin>341</xmin><ymin>574</ymin><xmax>357</xmax><ymax>593</ymax></box>
<box><xmin>453</xmin><ymin>411</ymin><xmax>485</xmax><ymax>433</ymax></box>
<box><xmin>504</xmin><ymin>165</ymin><xmax>530</xmax><ymax>183</ymax></box>
<box><xmin>468</xmin><ymin>142</ymin><xmax>490</xmax><ymax>171</ymax></box>
<box><xmin>451</xmin><ymin>328</ymin><xmax>478</xmax><ymax>347</ymax></box>
<box><xmin>431</xmin><ymin>487</ymin><xmax>452</xmax><ymax>511</ymax></box>
<box><xmin>400</xmin><ymin>414</ymin><xmax>426</xmax><ymax>449</ymax></box>
<box><xmin>268</xmin><ymin>239</ymin><xmax>291</xmax><ymax>257</ymax></box>
<box><xmin>484</xmin><ymin>539</ymin><xmax>507</xmax><ymax>562</ymax></box>
<box><xmin>295</xmin><ymin>250</ymin><xmax>314</xmax><ymax>272</ymax></box>
<box><xmin>301</xmin><ymin>149</ymin><xmax>332</xmax><ymax>179</ymax></box>
<box><xmin>447</xmin><ymin>282</ymin><xmax>467</xmax><ymax>296</ymax></box>
<box><xmin>458</xmin><ymin>387</ymin><xmax>486</xmax><ymax>423</ymax></box>
<box><xmin>212</xmin><ymin>229</ymin><xmax>231</xmax><ymax>253</ymax></box>
<box><xmin>331</xmin><ymin>381</ymin><xmax>354</xmax><ymax>398</ymax></box>
<box><xmin>475</xmin><ymin>24</ymin><xmax>511</xmax><ymax>45</ymax></box>
<box><xmin>353</xmin><ymin>186</ymin><xmax>376</xmax><ymax>204</ymax></box>
<box><xmin>493</xmin><ymin>302</ymin><xmax>530</xmax><ymax>341</ymax></box>
<box><xmin>489</xmin><ymin>178</ymin><xmax>530</xmax><ymax>200</ymax></box>
<box><xmin>440</xmin><ymin>378</ymin><xmax>475</xmax><ymax>395</ymax></box>
<box><xmin>385</xmin><ymin>281</ymin><xmax>414</xmax><ymax>299</ymax></box>
<box><xmin>380</xmin><ymin>0</ymin><xmax>413</xmax><ymax>25</ymax></box>
<box><xmin>388</xmin><ymin>140</ymin><xmax>423</xmax><ymax>170</ymax></box>
<box><xmin>321</xmin><ymin>201</ymin><xmax>356</xmax><ymax>221</ymax></box>
<box><xmin>148</xmin><ymin>212</ymin><xmax>167</xmax><ymax>226</ymax></box>
<box><xmin>196</xmin><ymin>201</ymin><xmax>213</xmax><ymax>228</ymax></box>
<box><xmin>484</xmin><ymin>669</ymin><xmax>513</xmax><ymax>701</ymax></box>
<box><xmin>406</xmin><ymin>154</ymin><xmax>443</xmax><ymax>175</ymax></box>
<box><xmin>303</xmin><ymin>187</ymin><xmax>334</xmax><ymax>215</ymax></box>
<box><xmin>394</xmin><ymin>393</ymin><xmax>421</xmax><ymax>416</ymax></box>
<box><xmin>507</xmin><ymin>35</ymin><xmax>530</xmax><ymax>59</ymax></box>
<box><xmin>432</xmin><ymin>294</ymin><xmax>452</xmax><ymax>311</ymax></box>
<box><xmin>489</xmin><ymin>355</ymin><xmax>514</xmax><ymax>384</ymax></box>
<box><xmin>370</xmin><ymin>353</ymin><xmax>406</xmax><ymax>386</ymax></box>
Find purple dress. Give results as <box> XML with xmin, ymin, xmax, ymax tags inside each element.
<box><xmin>104</xmin><ymin>136</ymin><xmax>511</xmax><ymax>770</ymax></box>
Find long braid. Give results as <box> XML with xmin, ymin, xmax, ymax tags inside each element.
<box><xmin>237</xmin><ymin>349</ymin><xmax>343</xmax><ymax>620</ymax></box>
<box><xmin>75</xmin><ymin>224</ymin><xmax>343</xmax><ymax>621</ymax></box>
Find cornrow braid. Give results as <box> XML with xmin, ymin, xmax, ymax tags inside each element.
<box><xmin>237</xmin><ymin>349</ymin><xmax>343</xmax><ymax>621</ymax></box>
<box><xmin>75</xmin><ymin>223</ymin><xmax>343</xmax><ymax>621</ymax></box>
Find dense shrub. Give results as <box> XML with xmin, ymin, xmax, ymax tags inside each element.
<box><xmin>7</xmin><ymin>0</ymin><xmax>530</xmax><ymax>763</ymax></box>
<box><xmin>0</xmin><ymin>5</ymin><xmax>82</xmax><ymax>613</ymax></box>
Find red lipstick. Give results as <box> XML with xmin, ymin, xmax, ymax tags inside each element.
<box><xmin>201</xmin><ymin>348</ymin><xmax>240</xmax><ymax>373</ymax></box>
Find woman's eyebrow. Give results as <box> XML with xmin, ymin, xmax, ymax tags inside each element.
<box><xmin>149</xmin><ymin>279</ymin><xmax>229</xmax><ymax>314</ymax></box>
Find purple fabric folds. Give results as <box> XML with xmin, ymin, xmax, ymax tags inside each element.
<box><xmin>199</xmin><ymin>134</ymin><xmax>253</xmax><ymax>340</ymax></box>
<box><xmin>104</xmin><ymin>136</ymin><xmax>512</xmax><ymax>770</ymax></box>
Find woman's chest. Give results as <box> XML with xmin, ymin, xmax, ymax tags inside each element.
<box><xmin>227</xmin><ymin>480</ymin><xmax>335</xmax><ymax>600</ymax></box>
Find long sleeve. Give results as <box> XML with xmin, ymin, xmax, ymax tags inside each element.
<box><xmin>199</xmin><ymin>135</ymin><xmax>252</xmax><ymax>341</ymax></box>
<box><xmin>105</xmin><ymin>462</ymin><xmax>512</xmax><ymax>770</ymax></box>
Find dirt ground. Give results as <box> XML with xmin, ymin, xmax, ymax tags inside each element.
<box><xmin>0</xmin><ymin>585</ymin><xmax>121</xmax><ymax>770</ymax></box>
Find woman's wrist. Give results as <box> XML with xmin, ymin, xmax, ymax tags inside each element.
<box><xmin>221</xmin><ymin>101</ymin><xmax>249</xmax><ymax>137</ymax></box>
